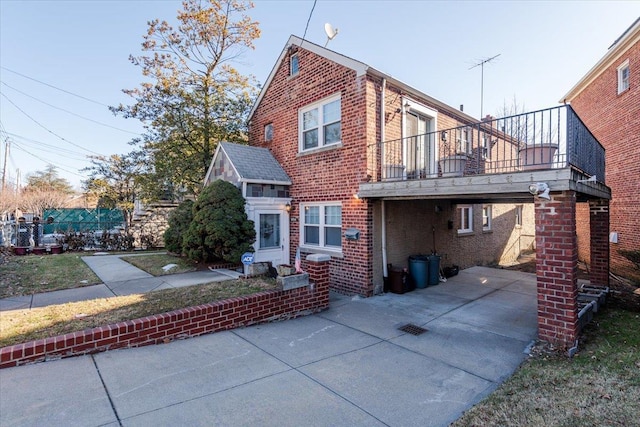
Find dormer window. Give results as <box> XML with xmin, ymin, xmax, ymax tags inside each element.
<box><xmin>290</xmin><ymin>53</ymin><xmax>299</xmax><ymax>76</ymax></box>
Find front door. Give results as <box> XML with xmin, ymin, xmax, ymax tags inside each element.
<box><xmin>253</xmin><ymin>209</ymin><xmax>289</xmax><ymax>267</ymax></box>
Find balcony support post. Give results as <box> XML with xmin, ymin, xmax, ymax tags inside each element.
<box><xmin>534</xmin><ymin>190</ymin><xmax>579</xmax><ymax>350</ymax></box>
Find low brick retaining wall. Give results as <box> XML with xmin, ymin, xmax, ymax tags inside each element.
<box><xmin>0</xmin><ymin>255</ymin><xmax>331</xmax><ymax>369</ymax></box>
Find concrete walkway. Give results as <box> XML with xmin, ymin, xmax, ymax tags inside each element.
<box><xmin>0</xmin><ymin>265</ymin><xmax>538</xmax><ymax>427</ymax></box>
<box><xmin>0</xmin><ymin>254</ymin><xmax>243</xmax><ymax>311</ymax></box>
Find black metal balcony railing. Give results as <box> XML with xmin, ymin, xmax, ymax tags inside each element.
<box><xmin>368</xmin><ymin>105</ymin><xmax>605</xmax><ymax>183</ymax></box>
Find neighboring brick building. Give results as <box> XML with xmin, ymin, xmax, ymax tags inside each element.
<box><xmin>563</xmin><ymin>18</ymin><xmax>640</xmax><ymax>282</ymax></box>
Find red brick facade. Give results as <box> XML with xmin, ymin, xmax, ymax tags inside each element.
<box><xmin>0</xmin><ymin>258</ymin><xmax>330</xmax><ymax>369</ymax></box>
<box><xmin>249</xmin><ymin>38</ymin><xmax>499</xmax><ymax>295</ymax></box>
<box><xmin>535</xmin><ymin>192</ymin><xmax>579</xmax><ymax>348</ymax></box>
<box><xmin>567</xmin><ymin>25</ymin><xmax>640</xmax><ymax>282</ymax></box>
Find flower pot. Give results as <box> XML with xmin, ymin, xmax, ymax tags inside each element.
<box><xmin>13</xmin><ymin>246</ymin><xmax>30</xmax><ymax>256</ymax></box>
<box><xmin>277</xmin><ymin>264</ymin><xmax>295</xmax><ymax>276</ymax></box>
<box><xmin>519</xmin><ymin>144</ymin><xmax>558</xmax><ymax>170</ymax></box>
<box><xmin>31</xmin><ymin>247</ymin><xmax>47</xmax><ymax>255</ymax></box>
<box><xmin>48</xmin><ymin>244</ymin><xmax>63</xmax><ymax>254</ymax></box>
<box><xmin>382</xmin><ymin>164</ymin><xmax>405</xmax><ymax>181</ymax></box>
<box><xmin>439</xmin><ymin>155</ymin><xmax>467</xmax><ymax>177</ymax></box>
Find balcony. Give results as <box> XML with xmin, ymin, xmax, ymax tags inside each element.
<box><xmin>361</xmin><ymin>105</ymin><xmax>609</xmax><ymax>201</ymax></box>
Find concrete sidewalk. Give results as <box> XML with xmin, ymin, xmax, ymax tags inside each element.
<box><xmin>0</xmin><ymin>254</ymin><xmax>243</xmax><ymax>311</ymax></box>
<box><xmin>0</xmin><ymin>266</ymin><xmax>538</xmax><ymax>427</ymax></box>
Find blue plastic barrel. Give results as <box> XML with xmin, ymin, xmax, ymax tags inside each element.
<box><xmin>428</xmin><ymin>255</ymin><xmax>441</xmax><ymax>286</ymax></box>
<box><xmin>408</xmin><ymin>255</ymin><xmax>429</xmax><ymax>289</ymax></box>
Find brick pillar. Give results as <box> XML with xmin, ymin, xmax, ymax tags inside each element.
<box><xmin>534</xmin><ymin>191</ymin><xmax>579</xmax><ymax>349</ymax></box>
<box><xmin>304</xmin><ymin>253</ymin><xmax>331</xmax><ymax>309</ymax></box>
<box><xmin>589</xmin><ymin>199</ymin><xmax>610</xmax><ymax>287</ymax></box>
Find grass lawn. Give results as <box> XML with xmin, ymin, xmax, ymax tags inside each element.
<box><xmin>453</xmin><ymin>308</ymin><xmax>640</xmax><ymax>426</ymax></box>
<box><xmin>0</xmin><ymin>252</ymin><xmax>101</xmax><ymax>298</ymax></box>
<box><xmin>0</xmin><ymin>276</ymin><xmax>277</xmax><ymax>348</ymax></box>
<box><xmin>0</xmin><ymin>251</ymin><xmax>276</xmax><ymax>347</ymax></box>
<box><xmin>120</xmin><ymin>253</ymin><xmax>198</xmax><ymax>275</ymax></box>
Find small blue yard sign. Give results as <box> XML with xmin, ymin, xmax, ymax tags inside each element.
<box><xmin>241</xmin><ymin>252</ymin><xmax>254</xmax><ymax>265</ymax></box>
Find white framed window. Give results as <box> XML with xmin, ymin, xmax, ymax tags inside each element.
<box><xmin>482</xmin><ymin>205</ymin><xmax>492</xmax><ymax>231</ymax></box>
<box><xmin>264</xmin><ymin>123</ymin><xmax>273</xmax><ymax>142</ymax></box>
<box><xmin>290</xmin><ymin>53</ymin><xmax>299</xmax><ymax>76</ymax></box>
<box><xmin>457</xmin><ymin>204</ymin><xmax>473</xmax><ymax>234</ymax></box>
<box><xmin>618</xmin><ymin>60</ymin><xmax>629</xmax><ymax>94</ymax></box>
<box><xmin>299</xmin><ymin>94</ymin><xmax>341</xmax><ymax>152</ymax></box>
<box><xmin>515</xmin><ymin>205</ymin><xmax>523</xmax><ymax>227</ymax></box>
<box><xmin>481</xmin><ymin>135</ymin><xmax>489</xmax><ymax>160</ymax></box>
<box><xmin>300</xmin><ymin>202</ymin><xmax>342</xmax><ymax>250</ymax></box>
<box><xmin>457</xmin><ymin>127</ymin><xmax>471</xmax><ymax>154</ymax></box>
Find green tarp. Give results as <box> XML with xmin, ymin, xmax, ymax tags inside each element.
<box><xmin>42</xmin><ymin>208</ymin><xmax>124</xmax><ymax>233</ymax></box>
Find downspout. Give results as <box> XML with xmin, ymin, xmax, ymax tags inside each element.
<box><xmin>381</xmin><ymin>79</ymin><xmax>389</xmax><ymax>281</ymax></box>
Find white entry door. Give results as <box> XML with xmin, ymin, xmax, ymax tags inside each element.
<box><xmin>253</xmin><ymin>209</ymin><xmax>289</xmax><ymax>267</ymax></box>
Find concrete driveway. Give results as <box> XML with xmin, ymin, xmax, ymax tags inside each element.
<box><xmin>0</xmin><ymin>266</ymin><xmax>538</xmax><ymax>426</ymax></box>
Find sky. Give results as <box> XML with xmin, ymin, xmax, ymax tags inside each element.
<box><xmin>1</xmin><ymin>0</ymin><xmax>639</xmax><ymax>190</ymax></box>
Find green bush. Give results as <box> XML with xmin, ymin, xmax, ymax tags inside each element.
<box><xmin>182</xmin><ymin>180</ymin><xmax>255</xmax><ymax>263</ymax></box>
<box><xmin>163</xmin><ymin>199</ymin><xmax>195</xmax><ymax>254</ymax></box>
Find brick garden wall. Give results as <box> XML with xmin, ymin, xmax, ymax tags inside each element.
<box><xmin>570</xmin><ymin>38</ymin><xmax>640</xmax><ymax>282</ymax></box>
<box><xmin>0</xmin><ymin>258</ymin><xmax>330</xmax><ymax>369</ymax></box>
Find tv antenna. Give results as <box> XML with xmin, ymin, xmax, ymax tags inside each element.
<box><xmin>469</xmin><ymin>53</ymin><xmax>500</xmax><ymax>119</ymax></box>
<box><xmin>324</xmin><ymin>23</ymin><xmax>339</xmax><ymax>47</ymax></box>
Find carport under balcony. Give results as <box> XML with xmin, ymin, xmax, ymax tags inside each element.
<box><xmin>360</xmin><ymin>104</ymin><xmax>612</xmax><ymax>352</ymax></box>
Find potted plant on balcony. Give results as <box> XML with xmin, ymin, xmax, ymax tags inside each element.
<box><xmin>518</xmin><ymin>143</ymin><xmax>558</xmax><ymax>171</ymax></box>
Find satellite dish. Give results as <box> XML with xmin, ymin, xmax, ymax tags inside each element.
<box><xmin>324</xmin><ymin>23</ymin><xmax>339</xmax><ymax>47</ymax></box>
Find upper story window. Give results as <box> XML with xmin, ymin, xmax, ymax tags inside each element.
<box><xmin>301</xmin><ymin>203</ymin><xmax>342</xmax><ymax>251</ymax></box>
<box><xmin>299</xmin><ymin>94</ymin><xmax>341</xmax><ymax>152</ymax></box>
<box><xmin>457</xmin><ymin>204</ymin><xmax>473</xmax><ymax>234</ymax></box>
<box><xmin>264</xmin><ymin>123</ymin><xmax>274</xmax><ymax>142</ymax></box>
<box><xmin>290</xmin><ymin>53</ymin><xmax>299</xmax><ymax>76</ymax></box>
<box><xmin>457</xmin><ymin>127</ymin><xmax>471</xmax><ymax>154</ymax></box>
<box><xmin>618</xmin><ymin>59</ymin><xmax>630</xmax><ymax>94</ymax></box>
<box><xmin>481</xmin><ymin>135</ymin><xmax>490</xmax><ymax>160</ymax></box>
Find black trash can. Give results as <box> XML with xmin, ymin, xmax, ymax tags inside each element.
<box><xmin>388</xmin><ymin>266</ymin><xmax>406</xmax><ymax>294</ymax></box>
<box><xmin>428</xmin><ymin>254</ymin><xmax>441</xmax><ymax>286</ymax></box>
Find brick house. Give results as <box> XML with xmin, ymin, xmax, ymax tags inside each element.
<box><xmin>562</xmin><ymin>17</ymin><xmax>640</xmax><ymax>283</ymax></box>
<box><xmin>208</xmin><ymin>35</ymin><xmax>611</xmax><ymax>349</ymax></box>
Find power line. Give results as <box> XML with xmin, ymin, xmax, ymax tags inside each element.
<box><xmin>300</xmin><ymin>0</ymin><xmax>318</xmax><ymax>44</ymax></box>
<box><xmin>1</xmin><ymin>82</ymin><xmax>141</xmax><ymax>135</ymax></box>
<box><xmin>1</xmin><ymin>66</ymin><xmax>109</xmax><ymax>107</ymax></box>
<box><xmin>6</xmin><ymin>132</ymin><xmax>90</xmax><ymax>160</ymax></box>
<box><xmin>11</xmin><ymin>142</ymin><xmax>87</xmax><ymax>178</ymax></box>
<box><xmin>0</xmin><ymin>92</ymin><xmax>105</xmax><ymax>156</ymax></box>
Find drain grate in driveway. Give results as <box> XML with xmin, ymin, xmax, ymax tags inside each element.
<box><xmin>398</xmin><ymin>323</ymin><xmax>428</xmax><ymax>336</ymax></box>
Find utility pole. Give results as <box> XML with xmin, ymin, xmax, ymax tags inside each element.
<box><xmin>1</xmin><ymin>139</ymin><xmax>9</xmax><ymax>194</ymax></box>
<box><xmin>469</xmin><ymin>54</ymin><xmax>500</xmax><ymax>119</ymax></box>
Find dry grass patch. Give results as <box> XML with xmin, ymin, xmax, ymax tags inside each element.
<box><xmin>0</xmin><ymin>277</ymin><xmax>277</xmax><ymax>348</ymax></box>
<box><xmin>120</xmin><ymin>253</ymin><xmax>197</xmax><ymax>276</ymax></box>
<box><xmin>0</xmin><ymin>253</ymin><xmax>100</xmax><ymax>298</ymax></box>
<box><xmin>453</xmin><ymin>308</ymin><xmax>640</xmax><ymax>426</ymax></box>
